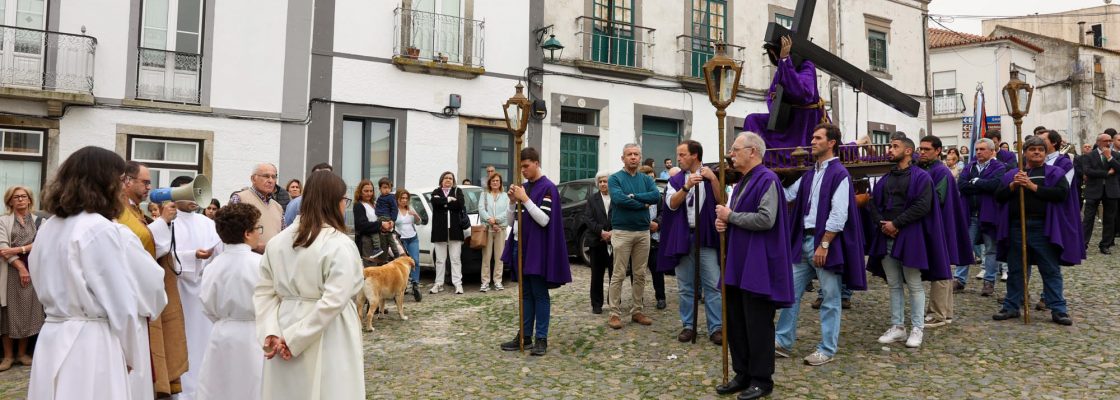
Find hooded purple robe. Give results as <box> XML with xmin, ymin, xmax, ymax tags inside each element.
<box><xmin>657</xmin><ymin>170</ymin><xmax>719</xmax><ymax>272</ymax></box>
<box><xmin>865</xmin><ymin>167</ymin><xmax>952</xmax><ymax>281</ymax></box>
<box><xmin>959</xmin><ymin>158</ymin><xmax>1008</xmax><ymax>237</ymax></box>
<box><xmin>723</xmin><ymin>165</ymin><xmax>795</xmax><ymax>308</ymax></box>
<box><xmin>994</xmin><ymin>165</ymin><xmax>1084</xmax><ymax>266</ymax></box>
<box><xmin>501</xmin><ymin>175</ymin><xmax>572</xmax><ymax>286</ymax></box>
<box><xmin>742</xmin><ymin>58</ymin><xmax>825</xmax><ymax>150</ymax></box>
<box><xmin>787</xmin><ymin>159</ymin><xmax>867</xmax><ymax>290</ymax></box>
<box><xmin>923</xmin><ymin>160</ymin><xmax>975</xmax><ymax>266</ymax></box>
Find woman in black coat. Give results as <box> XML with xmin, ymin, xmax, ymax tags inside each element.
<box><xmin>353</xmin><ymin>179</ymin><xmax>379</xmax><ymax>266</ymax></box>
<box><xmin>430</xmin><ymin>171</ymin><xmax>467</xmax><ymax>294</ymax></box>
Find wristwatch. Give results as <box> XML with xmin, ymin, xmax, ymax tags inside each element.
<box><xmin>820</xmin><ymin>241</ymin><xmax>830</xmax><ymax>250</ymax></box>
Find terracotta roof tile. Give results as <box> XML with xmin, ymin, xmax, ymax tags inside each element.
<box><xmin>928</xmin><ymin>28</ymin><xmax>1044</xmax><ymax>53</ymax></box>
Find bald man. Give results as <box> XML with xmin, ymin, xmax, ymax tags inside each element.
<box><xmin>230</xmin><ymin>163</ymin><xmax>283</xmax><ymax>252</ymax></box>
<box><xmin>1078</xmin><ymin>133</ymin><xmax>1120</xmax><ymax>254</ymax></box>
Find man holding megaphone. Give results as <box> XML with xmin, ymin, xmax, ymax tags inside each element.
<box><xmin>149</xmin><ymin>175</ymin><xmax>222</xmax><ymax>400</ymax></box>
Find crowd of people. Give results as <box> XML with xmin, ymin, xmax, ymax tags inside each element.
<box><xmin>0</xmin><ymin>119</ymin><xmax>1104</xmax><ymax>399</ymax></box>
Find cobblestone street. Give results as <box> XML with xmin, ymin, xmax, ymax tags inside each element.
<box><xmin>2</xmin><ymin>252</ymin><xmax>1117</xmax><ymax>399</ymax></box>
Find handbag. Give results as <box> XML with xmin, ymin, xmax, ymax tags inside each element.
<box><xmin>469</xmin><ymin>225</ymin><xmax>488</xmax><ymax>249</ymax></box>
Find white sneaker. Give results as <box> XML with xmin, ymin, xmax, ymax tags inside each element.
<box><xmin>480</xmin><ymin>284</ymin><xmax>490</xmax><ymax>293</ymax></box>
<box><xmin>454</xmin><ymin>285</ymin><xmax>464</xmax><ymax>294</ymax></box>
<box><xmin>975</xmin><ymin>270</ymin><xmax>985</xmax><ymax>279</ymax></box>
<box><xmin>905</xmin><ymin>327</ymin><xmax>924</xmax><ymax>348</ymax></box>
<box><xmin>803</xmin><ymin>351</ymin><xmax>833</xmax><ymax>366</ymax></box>
<box><xmin>495</xmin><ymin>283</ymin><xmax>505</xmax><ymax>290</ymax></box>
<box><xmin>1001</xmin><ymin>271</ymin><xmax>1008</xmax><ymax>282</ymax></box>
<box><xmin>877</xmin><ymin>325</ymin><xmax>908</xmax><ymax>344</ymax></box>
<box><xmin>429</xmin><ymin>284</ymin><xmax>443</xmax><ymax>294</ymax></box>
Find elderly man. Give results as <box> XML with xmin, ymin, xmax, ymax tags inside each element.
<box><xmin>230</xmin><ymin>163</ymin><xmax>284</xmax><ymax>251</ymax></box>
<box><xmin>1078</xmin><ymin>133</ymin><xmax>1120</xmax><ymax>254</ymax></box>
<box><xmin>713</xmin><ymin>132</ymin><xmax>793</xmax><ymax>400</ymax></box>
<box><xmin>606</xmin><ymin>144</ymin><xmax>661</xmax><ymax>330</ymax></box>
<box><xmin>957</xmin><ymin>138</ymin><xmax>1008</xmax><ymax>297</ymax></box>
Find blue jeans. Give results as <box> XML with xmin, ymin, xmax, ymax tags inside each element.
<box><xmin>1003</xmin><ymin>220</ymin><xmax>1068</xmax><ymax>314</ymax></box>
<box><xmin>956</xmin><ymin>216</ymin><xmax>999</xmax><ymax>285</ymax></box>
<box><xmin>401</xmin><ymin>236</ymin><xmax>421</xmax><ymax>285</ymax></box>
<box><xmin>776</xmin><ymin>235</ymin><xmax>842</xmax><ymax>357</ymax></box>
<box><xmin>521</xmin><ymin>274</ymin><xmax>551</xmax><ymax>339</ymax></box>
<box><xmin>881</xmin><ymin>240</ymin><xmax>926</xmax><ymax>328</ymax></box>
<box><xmin>815</xmin><ymin>282</ymin><xmax>852</xmax><ymax>300</ymax></box>
<box><xmin>674</xmin><ymin>244</ymin><xmax>722</xmax><ymax>334</ymax></box>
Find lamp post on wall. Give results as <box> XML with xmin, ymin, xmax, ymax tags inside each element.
<box><xmin>503</xmin><ymin>82</ymin><xmax>532</xmax><ymax>351</ymax></box>
<box><xmin>701</xmin><ymin>38</ymin><xmax>742</xmax><ymax>385</ymax></box>
<box><xmin>1001</xmin><ymin>69</ymin><xmax>1035</xmax><ymax>324</ymax></box>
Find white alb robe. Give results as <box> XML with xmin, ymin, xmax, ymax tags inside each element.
<box><xmin>254</xmin><ymin>223</ymin><xmax>365</xmax><ymax>400</ymax></box>
<box><xmin>150</xmin><ymin>211</ymin><xmax>221</xmax><ymax>400</ymax></box>
<box><xmin>28</xmin><ymin>213</ymin><xmax>167</xmax><ymax>400</ymax></box>
<box><xmin>198</xmin><ymin>243</ymin><xmax>262</xmax><ymax>400</ymax></box>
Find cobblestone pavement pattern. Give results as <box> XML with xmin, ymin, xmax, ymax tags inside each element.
<box><xmin>2</xmin><ymin>251</ymin><xmax>1117</xmax><ymax>399</ymax></box>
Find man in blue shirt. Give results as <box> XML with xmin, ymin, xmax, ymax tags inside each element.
<box><xmin>606</xmin><ymin>144</ymin><xmax>662</xmax><ymax>330</ymax></box>
<box><xmin>283</xmin><ymin>162</ymin><xmax>333</xmax><ymax>227</ymax></box>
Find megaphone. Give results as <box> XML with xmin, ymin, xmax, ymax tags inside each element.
<box><xmin>149</xmin><ymin>175</ymin><xmax>212</xmax><ymax>204</ymax></box>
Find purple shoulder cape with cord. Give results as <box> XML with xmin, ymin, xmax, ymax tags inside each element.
<box><xmin>924</xmin><ymin>160</ymin><xmax>975</xmax><ymax>266</ymax></box>
<box><xmin>994</xmin><ymin>165</ymin><xmax>1084</xmax><ymax>266</ymax></box>
<box><xmin>787</xmin><ymin>159</ymin><xmax>867</xmax><ymax>290</ymax></box>
<box><xmin>500</xmin><ymin>176</ymin><xmax>572</xmax><ymax>286</ymax></box>
<box><xmin>657</xmin><ymin>171</ymin><xmax>719</xmax><ymax>272</ymax></box>
<box><xmin>865</xmin><ymin>167</ymin><xmax>952</xmax><ymax>281</ymax></box>
<box><xmin>959</xmin><ymin>159</ymin><xmax>1007</xmax><ymax>236</ymax></box>
<box><xmin>723</xmin><ymin>166</ymin><xmax>795</xmax><ymax>308</ymax></box>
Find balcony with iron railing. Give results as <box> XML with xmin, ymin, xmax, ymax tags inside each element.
<box><xmin>933</xmin><ymin>92</ymin><xmax>966</xmax><ymax>116</ymax></box>
<box><xmin>135</xmin><ymin>47</ymin><xmax>202</xmax><ymax>105</ymax></box>
<box><xmin>573</xmin><ymin>16</ymin><xmax>655</xmax><ymax>80</ymax></box>
<box><xmin>0</xmin><ymin>24</ymin><xmax>96</xmax><ymax>112</ymax></box>
<box><xmin>392</xmin><ymin>7</ymin><xmax>485</xmax><ymax>79</ymax></box>
<box><xmin>675</xmin><ymin>35</ymin><xmax>745</xmax><ymax>90</ymax></box>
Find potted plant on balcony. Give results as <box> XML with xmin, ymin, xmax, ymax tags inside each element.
<box><xmin>438</xmin><ymin>52</ymin><xmax>449</xmax><ymax>63</ymax></box>
<box><xmin>405</xmin><ymin>46</ymin><xmax>420</xmax><ymax>59</ymax></box>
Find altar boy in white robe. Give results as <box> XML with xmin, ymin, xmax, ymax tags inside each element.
<box><xmin>149</xmin><ymin>176</ymin><xmax>222</xmax><ymax>400</ymax></box>
<box><xmin>198</xmin><ymin>204</ymin><xmax>263</xmax><ymax>400</ymax></box>
<box><xmin>28</xmin><ymin>146</ymin><xmax>167</xmax><ymax>400</ymax></box>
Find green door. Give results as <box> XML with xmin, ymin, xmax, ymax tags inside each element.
<box><xmin>642</xmin><ymin>117</ymin><xmax>681</xmax><ymax>175</ymax></box>
<box><xmin>560</xmin><ymin>133</ymin><xmax>599</xmax><ymax>182</ymax></box>
<box><xmin>592</xmin><ymin>0</ymin><xmax>635</xmax><ymax>67</ymax></box>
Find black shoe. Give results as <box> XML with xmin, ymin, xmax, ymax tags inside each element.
<box><xmin>715</xmin><ymin>376</ymin><xmax>748</xmax><ymax>395</ymax></box>
<box><xmin>411</xmin><ymin>284</ymin><xmax>423</xmax><ymax>302</ymax></box>
<box><xmin>1052</xmin><ymin>312</ymin><xmax>1073</xmax><ymax>326</ymax></box>
<box><xmin>591</xmin><ymin>305</ymin><xmax>603</xmax><ymax>315</ymax></box>
<box><xmin>992</xmin><ymin>309</ymin><xmax>1021</xmax><ymax>321</ymax></box>
<box><xmin>1100</xmin><ymin>247</ymin><xmax>1112</xmax><ymax>255</ymax></box>
<box><xmin>500</xmin><ymin>334</ymin><xmax>532</xmax><ymax>351</ymax></box>
<box><xmin>736</xmin><ymin>385</ymin><xmax>772</xmax><ymax>400</ymax></box>
<box><xmin>811</xmin><ymin>297</ymin><xmax>823</xmax><ymax>309</ymax></box>
<box><xmin>841</xmin><ymin>298</ymin><xmax>852</xmax><ymax>310</ymax></box>
<box><xmin>656</xmin><ymin>299</ymin><xmax>667</xmax><ymax>310</ymax></box>
<box><xmin>530</xmin><ymin>338</ymin><xmax>548</xmax><ymax>356</ymax></box>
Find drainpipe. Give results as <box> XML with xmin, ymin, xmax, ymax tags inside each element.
<box><xmin>922</xmin><ymin>1</ymin><xmax>932</xmax><ymax>138</ymax></box>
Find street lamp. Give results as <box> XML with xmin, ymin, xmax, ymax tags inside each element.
<box><xmin>1001</xmin><ymin>69</ymin><xmax>1034</xmax><ymax>324</ymax></box>
<box><xmin>502</xmin><ymin>82</ymin><xmax>532</xmax><ymax>351</ymax></box>
<box><xmin>701</xmin><ymin>38</ymin><xmax>741</xmax><ymax>385</ymax></box>
<box><xmin>541</xmin><ymin>34</ymin><xmax>564</xmax><ymax>61</ymax></box>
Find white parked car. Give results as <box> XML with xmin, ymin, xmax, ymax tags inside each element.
<box><xmin>406</xmin><ymin>185</ymin><xmax>509</xmax><ymax>274</ymax></box>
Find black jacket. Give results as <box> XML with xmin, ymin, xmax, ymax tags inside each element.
<box><xmin>431</xmin><ymin>187</ymin><xmax>466</xmax><ymax>242</ymax></box>
<box><xmin>1077</xmin><ymin>149</ymin><xmax>1120</xmax><ymax>200</ymax></box>
<box><xmin>584</xmin><ymin>191</ymin><xmax>612</xmax><ymax>248</ymax></box>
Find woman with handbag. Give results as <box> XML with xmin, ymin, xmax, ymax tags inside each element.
<box><xmin>352</xmin><ymin>179</ymin><xmax>379</xmax><ymax>266</ymax></box>
<box><xmin>431</xmin><ymin>171</ymin><xmax>466</xmax><ymax>294</ymax></box>
<box><xmin>0</xmin><ymin>186</ymin><xmax>46</xmax><ymax>371</ymax></box>
<box><xmin>478</xmin><ymin>173</ymin><xmax>509</xmax><ymax>292</ymax></box>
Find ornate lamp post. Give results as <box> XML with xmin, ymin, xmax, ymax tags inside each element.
<box><xmin>503</xmin><ymin>82</ymin><xmax>532</xmax><ymax>351</ymax></box>
<box><xmin>1001</xmin><ymin>69</ymin><xmax>1034</xmax><ymax>324</ymax></box>
<box><xmin>701</xmin><ymin>39</ymin><xmax>742</xmax><ymax>384</ymax></box>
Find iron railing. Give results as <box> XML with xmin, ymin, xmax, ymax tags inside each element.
<box><xmin>575</xmin><ymin>16</ymin><xmax>655</xmax><ymax>70</ymax></box>
<box><xmin>675</xmin><ymin>35</ymin><xmax>744</xmax><ymax>78</ymax></box>
<box><xmin>933</xmin><ymin>93</ymin><xmax>966</xmax><ymax>115</ymax></box>
<box><xmin>135</xmin><ymin>47</ymin><xmax>202</xmax><ymax>104</ymax></box>
<box><xmin>0</xmin><ymin>24</ymin><xmax>96</xmax><ymax>94</ymax></box>
<box><xmin>393</xmin><ymin>7</ymin><xmax>485</xmax><ymax>68</ymax></box>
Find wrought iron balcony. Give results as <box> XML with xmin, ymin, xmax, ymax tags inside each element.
<box><xmin>675</xmin><ymin>35</ymin><xmax>745</xmax><ymax>79</ymax></box>
<box><xmin>574</xmin><ymin>16</ymin><xmax>655</xmax><ymax>77</ymax></box>
<box><xmin>0</xmin><ymin>24</ymin><xmax>96</xmax><ymax>94</ymax></box>
<box><xmin>933</xmin><ymin>93</ymin><xmax>966</xmax><ymax>115</ymax></box>
<box><xmin>393</xmin><ymin>7</ymin><xmax>484</xmax><ymax>68</ymax></box>
<box><xmin>135</xmin><ymin>47</ymin><xmax>202</xmax><ymax>104</ymax></box>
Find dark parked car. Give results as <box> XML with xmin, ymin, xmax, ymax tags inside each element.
<box><xmin>556</xmin><ymin>177</ymin><xmax>667</xmax><ymax>265</ymax></box>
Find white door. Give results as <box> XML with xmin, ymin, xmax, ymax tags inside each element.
<box><xmin>138</xmin><ymin>0</ymin><xmax>202</xmax><ymax>103</ymax></box>
<box><xmin>0</xmin><ymin>0</ymin><xmax>46</xmax><ymax>88</ymax></box>
<box><xmin>412</xmin><ymin>0</ymin><xmax>461</xmax><ymax>63</ymax></box>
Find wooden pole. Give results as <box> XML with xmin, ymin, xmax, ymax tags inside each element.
<box><xmin>1014</xmin><ymin>118</ymin><xmax>1030</xmax><ymax>324</ymax></box>
<box><xmin>716</xmin><ymin>108</ymin><xmax>729</xmax><ymax>385</ymax></box>
<box><xmin>691</xmin><ymin>174</ymin><xmax>701</xmax><ymax>344</ymax></box>
<box><xmin>514</xmin><ymin>131</ymin><xmax>526</xmax><ymax>351</ymax></box>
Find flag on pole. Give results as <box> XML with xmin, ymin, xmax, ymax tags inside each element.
<box><xmin>969</xmin><ymin>85</ymin><xmax>987</xmax><ymax>158</ymax></box>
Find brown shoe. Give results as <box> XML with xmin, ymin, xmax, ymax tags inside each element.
<box><xmin>0</xmin><ymin>358</ymin><xmax>12</xmax><ymax>372</ymax></box>
<box><xmin>980</xmin><ymin>281</ymin><xmax>995</xmax><ymax>297</ymax></box>
<box><xmin>811</xmin><ymin>297</ymin><xmax>823</xmax><ymax>309</ymax></box>
<box><xmin>631</xmin><ymin>312</ymin><xmax>653</xmax><ymax>326</ymax></box>
<box><xmin>841</xmin><ymin>298</ymin><xmax>852</xmax><ymax>309</ymax></box>
<box><xmin>709</xmin><ymin>328</ymin><xmax>723</xmax><ymax>346</ymax></box>
<box><xmin>608</xmin><ymin>315</ymin><xmax>623</xmax><ymax>329</ymax></box>
<box><xmin>677</xmin><ymin>328</ymin><xmax>696</xmax><ymax>342</ymax></box>
<box><xmin>16</xmin><ymin>355</ymin><xmax>31</xmax><ymax>366</ymax></box>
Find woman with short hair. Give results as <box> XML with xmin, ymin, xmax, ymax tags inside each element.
<box><xmin>430</xmin><ymin>171</ymin><xmax>467</xmax><ymax>294</ymax></box>
<box><xmin>0</xmin><ymin>186</ymin><xmax>46</xmax><ymax>371</ymax></box>
<box><xmin>478</xmin><ymin>172</ymin><xmax>509</xmax><ymax>292</ymax></box>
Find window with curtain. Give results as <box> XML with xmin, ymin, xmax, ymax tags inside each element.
<box><xmin>0</xmin><ymin>128</ymin><xmax>45</xmax><ymax>206</ymax></box>
<box><xmin>138</xmin><ymin>0</ymin><xmax>204</xmax><ymax>103</ymax></box>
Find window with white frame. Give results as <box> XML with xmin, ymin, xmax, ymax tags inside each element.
<box><xmin>128</xmin><ymin>136</ymin><xmax>203</xmax><ymax>188</ymax></box>
<box><xmin>0</xmin><ymin>0</ymin><xmax>47</xmax><ymax>88</ymax></box>
<box><xmin>0</xmin><ymin>128</ymin><xmax>45</xmax><ymax>207</ymax></box>
<box><xmin>137</xmin><ymin>0</ymin><xmax>204</xmax><ymax>103</ymax></box>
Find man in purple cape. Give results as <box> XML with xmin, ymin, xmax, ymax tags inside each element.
<box><xmin>774</xmin><ymin>124</ymin><xmax>865</xmax><ymax>367</ymax></box>
<box><xmin>742</xmin><ymin>36</ymin><xmax>827</xmax><ymax>152</ymax></box>
<box><xmin>499</xmin><ymin>147</ymin><xmax>572</xmax><ymax>356</ymax></box>
<box><xmin>917</xmin><ymin>136</ymin><xmax>972</xmax><ymax>328</ymax></box>
<box><xmin>956</xmin><ymin>138</ymin><xmax>1008</xmax><ymax>297</ymax></box>
<box><xmin>713</xmin><ymin>132</ymin><xmax>793</xmax><ymax>400</ymax></box>
<box><xmin>1036</xmin><ymin>130</ymin><xmax>1085</xmax><ymax>311</ymax></box>
<box><xmin>991</xmin><ymin>136</ymin><xmax>1076</xmax><ymax>326</ymax></box>
<box><xmin>864</xmin><ymin>137</ymin><xmax>950</xmax><ymax>349</ymax></box>
<box><xmin>989</xmin><ymin>131</ymin><xmax>1018</xmax><ymax>168</ymax></box>
<box><xmin>659</xmin><ymin>140</ymin><xmax>723</xmax><ymax>345</ymax></box>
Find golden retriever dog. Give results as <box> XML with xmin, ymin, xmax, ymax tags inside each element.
<box><xmin>356</xmin><ymin>256</ymin><xmax>414</xmax><ymax>331</ymax></box>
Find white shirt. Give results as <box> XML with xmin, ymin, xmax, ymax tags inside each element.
<box><xmin>665</xmin><ymin>169</ymin><xmax>705</xmax><ymax>228</ymax></box>
<box><xmin>782</xmin><ymin>157</ymin><xmax>850</xmax><ymax>232</ymax></box>
<box><xmin>1044</xmin><ymin>151</ymin><xmax>1075</xmax><ymax>185</ymax></box>
<box><xmin>198</xmin><ymin>243</ymin><xmax>263</xmax><ymax>400</ymax></box>
<box><xmin>395</xmin><ymin>211</ymin><xmax>418</xmax><ymax>239</ymax></box>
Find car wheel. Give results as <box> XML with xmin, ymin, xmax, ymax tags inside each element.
<box><xmin>576</xmin><ymin>228</ymin><xmax>592</xmax><ymax>266</ymax></box>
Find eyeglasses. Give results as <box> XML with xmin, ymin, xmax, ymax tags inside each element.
<box><xmin>254</xmin><ymin>225</ymin><xmax>264</xmax><ymax>234</ymax></box>
<box><xmin>127</xmin><ymin>176</ymin><xmax>153</xmax><ymax>186</ymax></box>
<box><xmin>255</xmin><ymin>174</ymin><xmax>278</xmax><ymax>180</ymax></box>
<box><xmin>727</xmin><ymin>145</ymin><xmax>753</xmax><ymax>154</ymax></box>
<box><xmin>11</xmin><ymin>194</ymin><xmax>29</xmax><ymax>200</ymax></box>
<box><xmin>343</xmin><ymin>197</ymin><xmax>353</xmax><ymax>208</ymax></box>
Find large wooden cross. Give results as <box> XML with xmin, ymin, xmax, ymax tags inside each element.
<box><xmin>764</xmin><ymin>0</ymin><xmax>920</xmax><ymax>132</ymax></box>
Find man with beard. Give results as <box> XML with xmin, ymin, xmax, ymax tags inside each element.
<box><xmin>916</xmin><ymin>136</ymin><xmax>973</xmax><ymax>328</ymax></box>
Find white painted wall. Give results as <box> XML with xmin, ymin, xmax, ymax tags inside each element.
<box><xmin>57</xmin><ymin>0</ymin><xmax>132</xmax><ymax>100</ymax></box>
<box><xmin>208</xmin><ymin>0</ymin><xmax>287</xmax><ymax>112</ymax></box>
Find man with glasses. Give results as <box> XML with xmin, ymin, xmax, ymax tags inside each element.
<box><xmin>230</xmin><ymin>163</ymin><xmax>283</xmax><ymax>252</ymax></box>
<box><xmin>917</xmin><ymin>136</ymin><xmax>972</xmax><ymax>329</ymax></box>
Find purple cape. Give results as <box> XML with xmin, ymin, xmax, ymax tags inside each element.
<box><xmin>500</xmin><ymin>176</ymin><xmax>572</xmax><ymax>286</ymax></box>
<box><xmin>657</xmin><ymin>171</ymin><xmax>719</xmax><ymax>272</ymax></box>
<box><xmin>724</xmin><ymin>165</ymin><xmax>795</xmax><ymax>308</ymax></box>
<box><xmin>959</xmin><ymin>159</ymin><xmax>1008</xmax><ymax>237</ymax></box>
<box><xmin>924</xmin><ymin>160</ymin><xmax>975</xmax><ymax>266</ymax></box>
<box><xmin>865</xmin><ymin>167</ymin><xmax>952</xmax><ymax>281</ymax></box>
<box><xmin>995</xmin><ymin>166</ymin><xmax>1084</xmax><ymax>266</ymax></box>
<box><xmin>787</xmin><ymin>159</ymin><xmax>867</xmax><ymax>290</ymax></box>
<box><xmin>1050</xmin><ymin>155</ymin><xmax>1086</xmax><ymax>260</ymax></box>
<box><xmin>996</xmin><ymin>149</ymin><xmax>1017</xmax><ymax>169</ymax></box>
<box><xmin>742</xmin><ymin>58</ymin><xmax>824</xmax><ymax>150</ymax></box>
